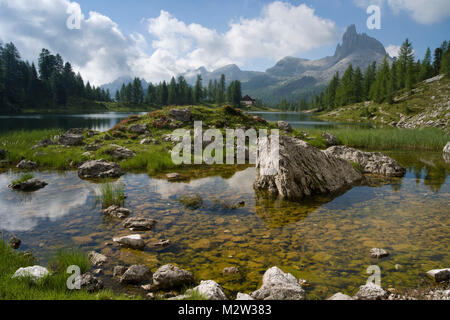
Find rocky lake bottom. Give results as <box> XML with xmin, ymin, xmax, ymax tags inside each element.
<box><xmin>0</xmin><ymin>149</ymin><xmax>448</xmax><ymax>299</ymax></box>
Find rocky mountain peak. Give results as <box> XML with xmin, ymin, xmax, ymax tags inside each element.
<box><xmin>334</xmin><ymin>24</ymin><xmax>386</xmax><ymax>60</ymax></box>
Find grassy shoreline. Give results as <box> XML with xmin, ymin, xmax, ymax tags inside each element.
<box><xmin>0</xmin><ymin>105</ymin><xmax>448</xmax><ymax>175</ymax></box>
<box><xmin>0</xmin><ymin>239</ymin><xmax>132</xmax><ymax>300</ymax></box>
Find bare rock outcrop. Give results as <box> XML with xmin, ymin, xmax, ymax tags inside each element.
<box><xmin>250</xmin><ymin>266</ymin><xmax>306</xmax><ymax>300</ymax></box>
<box><xmin>254</xmin><ymin>136</ymin><xmax>364</xmax><ymax>199</ymax></box>
<box><xmin>323</xmin><ymin>146</ymin><xmax>406</xmax><ymax>177</ymax></box>
<box><xmin>78</xmin><ymin>159</ymin><xmax>123</xmax><ymax>179</ymax></box>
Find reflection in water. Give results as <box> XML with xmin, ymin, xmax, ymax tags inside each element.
<box><xmin>0</xmin><ymin>112</ymin><xmax>147</xmax><ymax>133</ymax></box>
<box><xmin>0</xmin><ymin>151</ymin><xmax>448</xmax><ymax>299</ymax></box>
<box><xmin>0</xmin><ymin>171</ymin><xmax>91</xmax><ymax>232</ymax></box>
<box><xmin>249</xmin><ymin>112</ymin><xmax>372</xmax><ymax>130</ymax></box>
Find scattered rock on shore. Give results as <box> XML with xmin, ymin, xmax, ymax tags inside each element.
<box><xmin>169</xmin><ymin>108</ymin><xmax>191</xmax><ymax>122</ymax></box>
<box><xmin>122</xmin><ymin>217</ymin><xmax>156</xmax><ymax>231</ymax></box>
<box><xmin>78</xmin><ymin>159</ymin><xmax>123</xmax><ymax>179</ymax></box>
<box><xmin>103</xmin><ymin>205</ymin><xmax>131</xmax><ymax>219</ymax></box>
<box><xmin>76</xmin><ymin>273</ymin><xmax>104</xmax><ymax>292</ymax></box>
<box><xmin>120</xmin><ymin>265</ymin><xmax>152</xmax><ymax>284</ymax></box>
<box><xmin>104</xmin><ymin>145</ymin><xmax>136</xmax><ymax>160</ymax></box>
<box><xmin>236</xmin><ymin>293</ymin><xmax>254</xmax><ymax>300</ymax></box>
<box><xmin>59</xmin><ymin>133</ymin><xmax>84</xmax><ymax>146</ymax></box>
<box><xmin>152</xmin><ymin>264</ymin><xmax>194</xmax><ymax>290</ymax></box>
<box><xmin>113</xmin><ymin>265</ymin><xmax>127</xmax><ymax>278</ymax></box>
<box><xmin>322</xmin><ymin>132</ymin><xmax>338</xmax><ymax>146</ymax></box>
<box><xmin>250</xmin><ymin>266</ymin><xmax>306</xmax><ymax>300</ymax></box>
<box><xmin>324</xmin><ymin>146</ymin><xmax>406</xmax><ymax>177</ymax></box>
<box><xmin>12</xmin><ymin>266</ymin><xmax>49</xmax><ymax>282</ymax></box>
<box><xmin>10</xmin><ymin>178</ymin><xmax>47</xmax><ymax>191</ymax></box>
<box><xmin>88</xmin><ymin>251</ymin><xmax>107</xmax><ymax>267</ymax></box>
<box><xmin>129</xmin><ymin>124</ymin><xmax>149</xmax><ymax>135</ymax></box>
<box><xmin>327</xmin><ymin>292</ymin><xmax>354</xmax><ymax>300</ymax></box>
<box><xmin>113</xmin><ymin>234</ymin><xmax>145</xmax><ymax>250</ymax></box>
<box><xmin>190</xmin><ymin>280</ymin><xmax>228</xmax><ymax>300</ymax></box>
<box><xmin>254</xmin><ymin>136</ymin><xmax>364</xmax><ymax>199</ymax></box>
<box><xmin>32</xmin><ymin>139</ymin><xmax>55</xmax><ymax>150</ymax></box>
<box><xmin>444</xmin><ymin>142</ymin><xmax>450</xmax><ymax>154</ymax></box>
<box><xmin>277</xmin><ymin>121</ymin><xmax>292</xmax><ymax>132</ymax></box>
<box><xmin>9</xmin><ymin>236</ymin><xmax>21</xmax><ymax>249</ymax></box>
<box><xmin>16</xmin><ymin>159</ymin><xmax>38</xmax><ymax>170</ymax></box>
<box><xmin>370</xmin><ymin>248</ymin><xmax>390</xmax><ymax>259</ymax></box>
<box><xmin>426</xmin><ymin>268</ymin><xmax>450</xmax><ymax>282</ymax></box>
<box><xmin>355</xmin><ymin>283</ymin><xmax>387</xmax><ymax>300</ymax></box>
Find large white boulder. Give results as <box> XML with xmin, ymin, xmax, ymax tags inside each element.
<box><xmin>250</xmin><ymin>266</ymin><xmax>306</xmax><ymax>300</ymax></box>
<box><xmin>254</xmin><ymin>136</ymin><xmax>364</xmax><ymax>199</ymax></box>
<box><xmin>12</xmin><ymin>266</ymin><xmax>49</xmax><ymax>282</ymax></box>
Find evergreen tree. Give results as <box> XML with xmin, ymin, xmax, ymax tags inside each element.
<box><xmin>419</xmin><ymin>48</ymin><xmax>433</xmax><ymax>81</ymax></box>
<box><xmin>160</xmin><ymin>81</ymin><xmax>168</xmax><ymax>106</ymax></box>
<box><xmin>167</xmin><ymin>77</ymin><xmax>177</xmax><ymax>105</ymax></box>
<box><xmin>194</xmin><ymin>75</ymin><xmax>203</xmax><ymax>103</ymax></box>
<box><xmin>397</xmin><ymin>39</ymin><xmax>415</xmax><ymax>89</ymax></box>
<box><xmin>132</xmin><ymin>78</ymin><xmax>144</xmax><ymax>104</ymax></box>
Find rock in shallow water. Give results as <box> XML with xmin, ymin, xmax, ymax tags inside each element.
<box><xmin>250</xmin><ymin>266</ymin><xmax>306</xmax><ymax>300</ymax></box>
<box><xmin>152</xmin><ymin>264</ymin><xmax>194</xmax><ymax>290</ymax></box>
<box><xmin>88</xmin><ymin>251</ymin><xmax>107</xmax><ymax>267</ymax></box>
<box><xmin>113</xmin><ymin>234</ymin><xmax>145</xmax><ymax>250</ymax></box>
<box><xmin>120</xmin><ymin>265</ymin><xmax>152</xmax><ymax>284</ymax></box>
<box><xmin>12</xmin><ymin>266</ymin><xmax>49</xmax><ymax>282</ymax></box>
<box><xmin>254</xmin><ymin>136</ymin><xmax>364</xmax><ymax>200</ymax></box>
<box><xmin>78</xmin><ymin>159</ymin><xmax>123</xmax><ymax>179</ymax></box>
<box><xmin>323</xmin><ymin>146</ymin><xmax>406</xmax><ymax>177</ymax></box>
<box><xmin>122</xmin><ymin>217</ymin><xmax>156</xmax><ymax>231</ymax></box>
<box><xmin>370</xmin><ymin>248</ymin><xmax>390</xmax><ymax>259</ymax></box>
<box><xmin>426</xmin><ymin>268</ymin><xmax>450</xmax><ymax>282</ymax></box>
<box><xmin>322</xmin><ymin>132</ymin><xmax>338</xmax><ymax>146</ymax></box>
<box><xmin>103</xmin><ymin>205</ymin><xmax>131</xmax><ymax>219</ymax></box>
<box><xmin>9</xmin><ymin>178</ymin><xmax>48</xmax><ymax>191</ymax></box>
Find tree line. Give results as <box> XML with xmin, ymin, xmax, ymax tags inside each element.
<box><xmin>115</xmin><ymin>74</ymin><xmax>243</xmax><ymax>107</ymax></box>
<box><xmin>311</xmin><ymin>39</ymin><xmax>450</xmax><ymax>110</ymax></box>
<box><xmin>0</xmin><ymin>42</ymin><xmax>111</xmax><ymax>113</ymax></box>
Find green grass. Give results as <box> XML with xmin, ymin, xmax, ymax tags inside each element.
<box><xmin>119</xmin><ymin>145</ymin><xmax>178</xmax><ymax>175</ymax></box>
<box><xmin>0</xmin><ymin>239</ymin><xmax>133</xmax><ymax>300</ymax></box>
<box><xmin>11</xmin><ymin>173</ymin><xmax>34</xmax><ymax>185</ymax></box>
<box><xmin>95</xmin><ymin>181</ymin><xmax>125</xmax><ymax>208</ymax></box>
<box><xmin>180</xmin><ymin>289</ymin><xmax>208</xmax><ymax>300</ymax></box>
<box><xmin>328</xmin><ymin>127</ymin><xmax>448</xmax><ymax>151</ymax></box>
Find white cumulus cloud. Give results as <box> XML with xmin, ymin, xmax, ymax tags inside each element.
<box><xmin>354</xmin><ymin>0</ymin><xmax>450</xmax><ymax>24</ymax></box>
<box><xmin>0</xmin><ymin>0</ymin><xmax>339</xmax><ymax>85</ymax></box>
<box><xmin>386</xmin><ymin>44</ymin><xmax>401</xmax><ymax>58</ymax></box>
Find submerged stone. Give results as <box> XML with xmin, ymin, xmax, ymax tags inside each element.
<box><xmin>152</xmin><ymin>264</ymin><xmax>194</xmax><ymax>290</ymax></box>
<box><xmin>370</xmin><ymin>248</ymin><xmax>390</xmax><ymax>259</ymax></box>
<box><xmin>113</xmin><ymin>234</ymin><xmax>145</xmax><ymax>250</ymax></box>
<box><xmin>10</xmin><ymin>178</ymin><xmax>47</xmax><ymax>191</ymax></box>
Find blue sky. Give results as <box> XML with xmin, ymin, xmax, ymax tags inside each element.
<box><xmin>76</xmin><ymin>0</ymin><xmax>449</xmax><ymax>63</ymax></box>
<box><xmin>1</xmin><ymin>0</ymin><xmax>449</xmax><ymax>85</ymax></box>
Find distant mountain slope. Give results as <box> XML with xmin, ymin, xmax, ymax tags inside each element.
<box><xmin>181</xmin><ymin>25</ymin><xmax>391</xmax><ymax>104</ymax></box>
<box><xmin>101</xmin><ymin>76</ymin><xmax>149</xmax><ymax>96</ymax></box>
<box><xmin>102</xmin><ymin>25</ymin><xmax>391</xmax><ymax>104</ymax></box>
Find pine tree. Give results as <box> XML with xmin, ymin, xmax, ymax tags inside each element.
<box><xmin>160</xmin><ymin>81</ymin><xmax>168</xmax><ymax>106</ymax></box>
<box><xmin>353</xmin><ymin>67</ymin><xmax>363</xmax><ymax>103</ymax></box>
<box><xmin>433</xmin><ymin>47</ymin><xmax>443</xmax><ymax>76</ymax></box>
<box><xmin>397</xmin><ymin>39</ymin><xmax>415</xmax><ymax>89</ymax></box>
<box><xmin>194</xmin><ymin>75</ymin><xmax>203</xmax><ymax>103</ymax></box>
<box><xmin>167</xmin><ymin>77</ymin><xmax>177</xmax><ymax>105</ymax></box>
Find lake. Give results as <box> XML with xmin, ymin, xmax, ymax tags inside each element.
<box><xmin>0</xmin><ymin>111</ymin><xmax>448</xmax><ymax>299</ymax></box>
<box><xmin>0</xmin><ymin>112</ymin><xmax>147</xmax><ymax>133</ymax></box>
